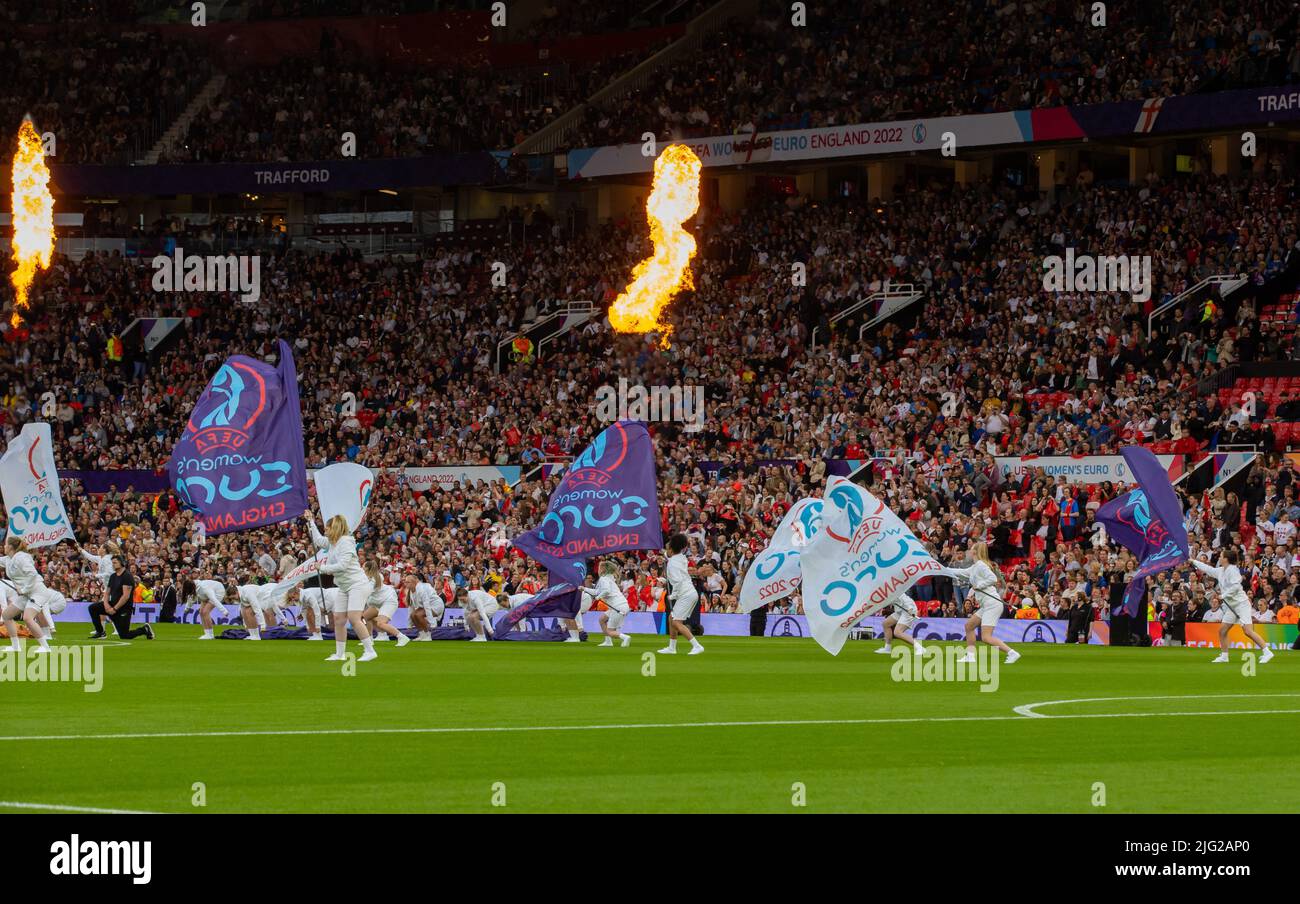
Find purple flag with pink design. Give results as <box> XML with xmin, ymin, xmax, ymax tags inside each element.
<box><xmin>169</xmin><ymin>339</ymin><xmax>308</xmax><ymax>534</ymax></box>
<box><xmin>1096</xmin><ymin>446</ymin><xmax>1189</xmax><ymax>617</ymax></box>
<box><xmin>512</xmin><ymin>420</ymin><xmax>662</xmax><ymax>585</ymax></box>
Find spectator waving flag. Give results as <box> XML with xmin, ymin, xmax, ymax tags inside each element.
<box><xmin>1096</xmin><ymin>446</ymin><xmax>1189</xmax><ymax>618</ymax></box>
<box><xmin>0</xmin><ymin>422</ymin><xmax>74</xmax><ymax>547</ymax></box>
<box><xmin>739</xmin><ymin>496</ymin><xmax>823</xmax><ymax>612</ymax></box>
<box><xmin>169</xmin><ymin>339</ymin><xmax>309</xmax><ymax>535</ymax></box>
<box><xmin>513</xmin><ymin>420</ymin><xmax>662</xmax><ymax>585</ymax></box>
<box><xmin>799</xmin><ymin>477</ymin><xmax>947</xmax><ymax>655</ymax></box>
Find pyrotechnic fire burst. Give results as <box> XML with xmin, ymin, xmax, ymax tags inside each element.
<box><xmin>609</xmin><ymin>143</ymin><xmax>701</xmax><ymax>347</ymax></box>
<box><xmin>9</xmin><ymin>117</ymin><xmax>54</xmax><ymax>328</ymax></box>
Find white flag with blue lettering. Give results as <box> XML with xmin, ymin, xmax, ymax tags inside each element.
<box><xmin>799</xmin><ymin>477</ymin><xmax>946</xmax><ymax>655</ymax></box>
<box><xmin>0</xmin><ymin>422</ymin><xmax>73</xmax><ymax>548</ymax></box>
<box><xmin>739</xmin><ymin>496</ymin><xmax>823</xmax><ymax>612</ymax></box>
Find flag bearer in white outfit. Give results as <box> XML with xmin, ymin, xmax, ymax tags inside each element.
<box><xmin>942</xmin><ymin>541</ymin><xmax>1019</xmax><ymax>664</ymax></box>
<box><xmin>461</xmin><ymin>582</ymin><xmax>509</xmax><ymax>641</ymax></box>
<box><xmin>1191</xmin><ymin>548</ymin><xmax>1273</xmax><ymax>664</ymax></box>
<box><xmin>582</xmin><ymin>561</ymin><xmax>632</xmax><ymax>647</ymax></box>
<box><xmin>0</xmin><ymin>537</ymin><xmax>55</xmax><ymax>653</ymax></box>
<box><xmin>658</xmin><ymin>533</ymin><xmax>703</xmax><ymax>655</ymax></box>
<box><xmin>873</xmin><ymin>592</ymin><xmax>929</xmax><ymax>657</ymax></box>
<box><xmin>315</xmin><ymin>515</ymin><xmax>378</xmax><ymax>662</ymax></box>
<box><xmin>404</xmin><ymin>573</ymin><xmax>444</xmax><ymax>640</ymax></box>
<box><xmin>362</xmin><ymin>560</ymin><xmax>410</xmax><ymax>646</ymax></box>
<box><xmin>182</xmin><ymin>577</ymin><xmax>231</xmax><ymax>639</ymax></box>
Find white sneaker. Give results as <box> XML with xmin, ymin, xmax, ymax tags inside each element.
<box><xmin>198</xmin><ymin>633</ymin><xmax>214</xmax><ymax>640</ymax></box>
<box><xmin>657</xmin><ymin>646</ymin><xmax>676</xmax><ymax>654</ymax></box>
<box><xmin>873</xmin><ymin>646</ymin><xmax>892</xmax><ymax>654</ymax></box>
<box><xmin>31</xmin><ymin>646</ymin><xmax>49</xmax><ymax>655</ymax></box>
<box><xmin>913</xmin><ymin>645</ymin><xmax>928</xmax><ymax>657</ymax></box>
<box><xmin>374</xmin><ymin>634</ymin><xmax>389</xmax><ymax>642</ymax></box>
<box><xmin>563</xmin><ymin>636</ymin><xmax>582</xmax><ymax>643</ymax></box>
<box><xmin>307</xmin><ymin>634</ymin><xmax>323</xmax><ymax>641</ymax></box>
<box><xmin>470</xmin><ymin>635</ymin><xmax>487</xmax><ymax>642</ymax></box>
<box><xmin>325</xmin><ymin>653</ymin><xmax>345</xmax><ymax>661</ymax></box>
<box><xmin>687</xmin><ymin>645</ymin><xmax>704</xmax><ymax>655</ymax></box>
<box><xmin>598</xmin><ymin>638</ymin><xmax>613</xmax><ymax>647</ymax></box>
<box><xmin>620</xmin><ymin>635</ymin><xmax>631</xmax><ymax>647</ymax></box>
<box><xmin>955</xmin><ymin>651</ymin><xmax>975</xmax><ymax>664</ymax></box>
<box><xmin>1004</xmin><ymin>649</ymin><xmax>1020</xmax><ymax>664</ymax></box>
<box><xmin>1259</xmin><ymin>647</ymin><xmax>1274</xmax><ymax>664</ymax></box>
<box><xmin>396</xmin><ymin>634</ymin><xmax>411</xmax><ymax>647</ymax></box>
<box><xmin>358</xmin><ymin>650</ymin><xmax>378</xmax><ymax>662</ymax></box>
<box><xmin>1211</xmin><ymin>652</ymin><xmax>1229</xmax><ymax>663</ymax></box>
<box><xmin>245</xmin><ymin>635</ymin><xmax>260</xmax><ymax>641</ymax></box>
<box><xmin>416</xmin><ymin>632</ymin><xmax>431</xmax><ymax>642</ymax></box>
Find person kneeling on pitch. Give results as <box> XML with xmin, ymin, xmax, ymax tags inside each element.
<box><xmin>943</xmin><ymin>542</ymin><xmax>1018</xmax><ymax>665</ymax></box>
<box><xmin>1192</xmin><ymin>549</ymin><xmax>1273</xmax><ymax>665</ymax></box>
<box><xmin>403</xmin><ymin>573</ymin><xmax>443</xmax><ymax>640</ymax></box>
<box><xmin>874</xmin><ymin>592</ymin><xmax>929</xmax><ymax>657</ymax></box>
<box><xmin>582</xmin><ymin>561</ymin><xmax>632</xmax><ymax>648</ymax></box>
<box><xmin>658</xmin><ymin>533</ymin><xmax>703</xmax><ymax>656</ymax></box>
<box><xmin>362</xmin><ymin>561</ymin><xmax>409</xmax><ymax>647</ymax></box>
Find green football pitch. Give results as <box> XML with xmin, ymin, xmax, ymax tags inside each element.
<box><xmin>4</xmin><ymin>626</ymin><xmax>1297</xmax><ymax>813</ymax></box>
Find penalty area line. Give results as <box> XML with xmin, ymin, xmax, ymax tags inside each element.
<box><xmin>2</xmin><ymin>702</ymin><xmax>1299</xmax><ymax>744</ymax></box>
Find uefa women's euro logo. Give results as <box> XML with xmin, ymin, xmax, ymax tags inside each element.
<box><xmin>565</xmin><ymin>422</ymin><xmax>629</xmax><ymax>489</ymax></box>
<box><xmin>187</xmin><ymin>361</ymin><xmax>267</xmax><ymax>454</ymax></box>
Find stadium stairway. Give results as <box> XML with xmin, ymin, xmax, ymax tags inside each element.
<box><xmin>137</xmin><ymin>73</ymin><xmax>229</xmax><ymax>165</ymax></box>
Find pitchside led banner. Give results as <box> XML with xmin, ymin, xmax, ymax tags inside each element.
<box><xmin>800</xmin><ymin>477</ymin><xmax>946</xmax><ymax>655</ymax></box>
<box><xmin>1096</xmin><ymin>446</ymin><xmax>1189</xmax><ymax>617</ymax></box>
<box><xmin>513</xmin><ymin>420</ymin><xmax>662</xmax><ymax>584</ymax></box>
<box><xmin>740</xmin><ymin>497</ymin><xmax>823</xmax><ymax>612</ymax></box>
<box><xmin>0</xmin><ymin>422</ymin><xmax>73</xmax><ymax>547</ymax></box>
<box><xmin>312</xmin><ymin>462</ymin><xmax>375</xmax><ymax>531</ymax></box>
<box><xmin>170</xmin><ymin>339</ymin><xmax>308</xmax><ymax>534</ymax></box>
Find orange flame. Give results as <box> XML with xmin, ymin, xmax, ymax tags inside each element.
<box><xmin>609</xmin><ymin>144</ymin><xmax>701</xmax><ymax>347</ymax></box>
<box><xmin>9</xmin><ymin>118</ymin><xmax>54</xmax><ymax>328</ymax></box>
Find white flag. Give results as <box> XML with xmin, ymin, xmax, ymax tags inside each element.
<box><xmin>0</xmin><ymin>422</ymin><xmax>73</xmax><ymax>548</ymax></box>
<box><xmin>799</xmin><ymin>477</ymin><xmax>946</xmax><ymax>655</ymax></box>
<box><xmin>739</xmin><ymin>496</ymin><xmax>823</xmax><ymax>612</ymax></box>
<box><xmin>311</xmin><ymin>462</ymin><xmax>375</xmax><ymax>531</ymax></box>
<box><xmin>276</xmin><ymin>549</ymin><xmax>330</xmax><ymax>590</ymax></box>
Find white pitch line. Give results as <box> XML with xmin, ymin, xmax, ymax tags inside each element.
<box><xmin>0</xmin><ymin>800</ymin><xmax>159</xmax><ymax>814</ymax></box>
<box><xmin>2</xmin><ymin>700</ymin><xmax>1299</xmax><ymax>744</ymax></box>
<box><xmin>1012</xmin><ymin>693</ymin><xmax>1300</xmax><ymax>718</ymax></box>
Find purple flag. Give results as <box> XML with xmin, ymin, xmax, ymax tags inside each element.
<box><xmin>169</xmin><ymin>339</ymin><xmax>308</xmax><ymax>535</ymax></box>
<box><xmin>495</xmin><ymin>582</ymin><xmax>582</xmax><ymax>636</ymax></box>
<box><xmin>1096</xmin><ymin>446</ymin><xmax>1189</xmax><ymax>617</ymax></box>
<box><xmin>512</xmin><ymin>420</ymin><xmax>662</xmax><ymax>585</ymax></box>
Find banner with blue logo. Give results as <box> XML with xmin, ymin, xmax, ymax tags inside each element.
<box><xmin>799</xmin><ymin>477</ymin><xmax>947</xmax><ymax>655</ymax></box>
<box><xmin>739</xmin><ymin>496</ymin><xmax>823</xmax><ymax>612</ymax></box>
<box><xmin>512</xmin><ymin>420</ymin><xmax>662</xmax><ymax>584</ymax></box>
<box><xmin>169</xmin><ymin>339</ymin><xmax>309</xmax><ymax>534</ymax></box>
<box><xmin>1096</xmin><ymin>446</ymin><xmax>1189</xmax><ymax>618</ymax></box>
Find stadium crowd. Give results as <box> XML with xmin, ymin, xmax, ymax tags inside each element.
<box><xmin>2</xmin><ymin>157</ymin><xmax>1299</xmax><ymax>633</ymax></box>
<box><xmin>6</xmin><ymin>0</ymin><xmax>1298</xmax><ymax>167</ymax></box>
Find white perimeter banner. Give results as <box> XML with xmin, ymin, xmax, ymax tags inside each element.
<box><xmin>568</xmin><ymin>112</ymin><xmax>1026</xmax><ymax>178</ymax></box>
<box><xmin>995</xmin><ymin>454</ymin><xmax>1176</xmax><ymax>485</ymax></box>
